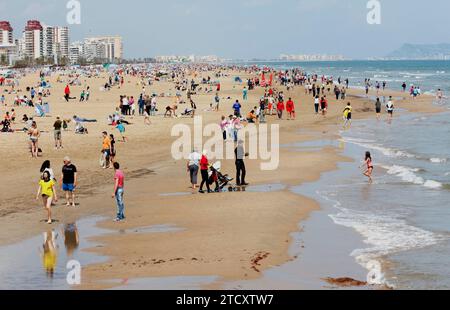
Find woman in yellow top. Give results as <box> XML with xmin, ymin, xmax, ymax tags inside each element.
<box><xmin>37</xmin><ymin>171</ymin><xmax>58</xmax><ymax>224</ymax></box>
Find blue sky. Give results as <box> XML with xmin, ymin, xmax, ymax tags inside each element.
<box><xmin>1</xmin><ymin>0</ymin><xmax>449</xmax><ymax>59</ymax></box>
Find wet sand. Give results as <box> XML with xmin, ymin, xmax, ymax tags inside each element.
<box><xmin>0</xmin><ymin>67</ymin><xmax>442</xmax><ymax>289</ymax></box>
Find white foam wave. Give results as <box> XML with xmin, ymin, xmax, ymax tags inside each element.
<box><xmin>430</xmin><ymin>158</ymin><xmax>447</xmax><ymax>164</ymax></box>
<box><xmin>424</xmin><ymin>180</ymin><xmax>443</xmax><ymax>189</ymax></box>
<box><xmin>343</xmin><ymin>138</ymin><xmax>415</xmax><ymax>159</ymax></box>
<box><xmin>381</xmin><ymin>164</ymin><xmax>443</xmax><ymax>189</ymax></box>
<box><xmin>328</xmin><ymin>205</ymin><xmax>443</xmax><ymax>288</ymax></box>
<box><xmin>330</xmin><ymin>208</ymin><xmax>441</xmax><ymax>260</ymax></box>
<box><xmin>384</xmin><ymin>165</ymin><xmax>424</xmax><ymax>184</ymax></box>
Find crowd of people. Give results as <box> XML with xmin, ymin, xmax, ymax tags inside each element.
<box><xmin>1</xmin><ymin>62</ymin><xmax>435</xmax><ymax>226</ymax></box>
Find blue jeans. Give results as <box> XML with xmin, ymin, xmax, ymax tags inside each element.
<box><xmin>233</xmin><ymin>129</ymin><xmax>239</xmax><ymax>142</ymax></box>
<box><xmin>115</xmin><ymin>188</ymin><xmax>125</xmax><ymax>220</ymax></box>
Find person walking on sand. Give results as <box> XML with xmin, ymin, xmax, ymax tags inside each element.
<box><xmin>220</xmin><ymin>116</ymin><xmax>229</xmax><ymax>141</ymax></box>
<box><xmin>276</xmin><ymin>99</ymin><xmax>285</xmax><ymax>120</ymax></box>
<box><xmin>101</xmin><ymin>131</ymin><xmax>112</xmax><ymax>169</ymax></box>
<box><xmin>53</xmin><ymin>116</ymin><xmax>63</xmax><ymax>149</ymax></box>
<box><xmin>375</xmin><ymin>97</ymin><xmax>382</xmax><ymax>120</ymax></box>
<box><xmin>187</xmin><ymin>149</ymin><xmax>201</xmax><ymax>190</ymax></box>
<box><xmin>116</xmin><ymin>121</ymin><xmax>128</xmax><ymax>142</ymax></box>
<box><xmin>243</xmin><ymin>87</ymin><xmax>248</xmax><ymax>101</ymax></box>
<box><xmin>286</xmin><ymin>97</ymin><xmax>296</xmax><ymax>120</ymax></box>
<box><xmin>61</xmin><ymin>156</ymin><xmax>77</xmax><ymax>207</ymax></box>
<box><xmin>40</xmin><ymin>160</ymin><xmax>56</xmax><ymax>182</ymax></box>
<box><xmin>112</xmin><ymin>162</ymin><xmax>126</xmax><ymax>222</ymax></box>
<box><xmin>109</xmin><ymin>134</ymin><xmax>116</xmax><ymax>165</ymax></box>
<box><xmin>343</xmin><ymin>102</ymin><xmax>352</xmax><ymax>129</ymax></box>
<box><xmin>36</xmin><ymin>171</ymin><xmax>58</xmax><ymax>224</ymax></box>
<box><xmin>199</xmin><ymin>150</ymin><xmax>212</xmax><ymax>194</ymax></box>
<box><xmin>320</xmin><ymin>96</ymin><xmax>328</xmax><ymax>117</ymax></box>
<box><xmin>361</xmin><ymin>151</ymin><xmax>374</xmax><ymax>183</ymax></box>
<box><xmin>64</xmin><ymin>84</ymin><xmax>74</xmax><ymax>102</ymax></box>
<box><xmin>314</xmin><ymin>95</ymin><xmax>320</xmax><ymax>115</ymax></box>
<box><xmin>28</xmin><ymin>121</ymin><xmax>40</xmax><ymax>158</ymax></box>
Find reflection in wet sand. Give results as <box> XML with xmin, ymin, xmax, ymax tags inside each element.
<box><xmin>41</xmin><ymin>230</ymin><xmax>58</xmax><ymax>278</ymax></box>
<box><xmin>63</xmin><ymin>223</ymin><xmax>79</xmax><ymax>258</ymax></box>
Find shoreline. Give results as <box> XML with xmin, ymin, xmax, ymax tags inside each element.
<box><xmin>0</xmin><ymin>66</ymin><xmax>444</xmax><ymax>289</ymax></box>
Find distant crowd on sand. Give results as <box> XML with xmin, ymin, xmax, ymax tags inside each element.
<box><xmin>0</xmin><ymin>62</ymin><xmax>443</xmax><ymax>225</ymax></box>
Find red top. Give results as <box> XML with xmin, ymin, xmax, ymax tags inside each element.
<box><xmin>200</xmin><ymin>155</ymin><xmax>209</xmax><ymax>170</ymax></box>
<box><xmin>277</xmin><ymin>102</ymin><xmax>285</xmax><ymax>111</ymax></box>
<box><xmin>114</xmin><ymin>170</ymin><xmax>125</xmax><ymax>188</ymax></box>
<box><xmin>286</xmin><ymin>100</ymin><xmax>295</xmax><ymax>112</ymax></box>
<box><xmin>64</xmin><ymin>85</ymin><xmax>70</xmax><ymax>95</ymax></box>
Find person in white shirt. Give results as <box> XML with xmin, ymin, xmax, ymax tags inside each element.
<box><xmin>122</xmin><ymin>96</ymin><xmax>129</xmax><ymax>115</ymax></box>
<box><xmin>150</xmin><ymin>96</ymin><xmax>157</xmax><ymax>116</ymax></box>
<box><xmin>386</xmin><ymin>96</ymin><xmax>394</xmax><ymax>119</ymax></box>
<box><xmin>187</xmin><ymin>149</ymin><xmax>201</xmax><ymax>189</ymax></box>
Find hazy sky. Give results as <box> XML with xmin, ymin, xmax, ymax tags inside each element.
<box><xmin>1</xmin><ymin>0</ymin><xmax>449</xmax><ymax>59</ymax></box>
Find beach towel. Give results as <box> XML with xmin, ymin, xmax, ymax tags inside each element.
<box><xmin>43</xmin><ymin>103</ymin><xmax>50</xmax><ymax>114</ymax></box>
<box><xmin>35</xmin><ymin>105</ymin><xmax>45</xmax><ymax>117</ymax></box>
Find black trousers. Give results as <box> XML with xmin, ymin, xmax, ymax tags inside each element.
<box><xmin>200</xmin><ymin>169</ymin><xmax>210</xmax><ymax>191</ymax></box>
<box><xmin>236</xmin><ymin>160</ymin><xmax>246</xmax><ymax>185</ymax></box>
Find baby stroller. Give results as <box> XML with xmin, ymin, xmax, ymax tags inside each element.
<box><xmin>208</xmin><ymin>161</ymin><xmax>234</xmax><ymax>192</ymax></box>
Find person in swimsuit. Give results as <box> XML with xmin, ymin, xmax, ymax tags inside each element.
<box><xmin>28</xmin><ymin>121</ymin><xmax>40</xmax><ymax>158</ymax></box>
<box><xmin>362</xmin><ymin>151</ymin><xmax>374</xmax><ymax>183</ymax></box>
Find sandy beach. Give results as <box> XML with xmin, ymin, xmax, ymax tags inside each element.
<box><xmin>0</xmin><ymin>66</ymin><xmax>443</xmax><ymax>290</ymax></box>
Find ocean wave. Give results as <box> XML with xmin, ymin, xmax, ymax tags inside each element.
<box><xmin>330</xmin><ymin>208</ymin><xmax>441</xmax><ymax>257</ymax></box>
<box><xmin>342</xmin><ymin>138</ymin><xmax>415</xmax><ymax>159</ymax></box>
<box><xmin>430</xmin><ymin>158</ymin><xmax>447</xmax><ymax>164</ymax></box>
<box><xmin>381</xmin><ymin>164</ymin><xmax>443</xmax><ymax>189</ymax></box>
<box><xmin>328</xmin><ymin>206</ymin><xmax>443</xmax><ymax>287</ymax></box>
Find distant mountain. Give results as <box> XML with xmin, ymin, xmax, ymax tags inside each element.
<box><xmin>387</xmin><ymin>43</ymin><xmax>450</xmax><ymax>60</ymax></box>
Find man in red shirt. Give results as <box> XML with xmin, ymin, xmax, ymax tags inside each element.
<box><xmin>64</xmin><ymin>85</ymin><xmax>70</xmax><ymax>101</ymax></box>
<box><xmin>112</xmin><ymin>162</ymin><xmax>125</xmax><ymax>221</ymax></box>
<box><xmin>276</xmin><ymin>100</ymin><xmax>285</xmax><ymax>120</ymax></box>
<box><xmin>286</xmin><ymin>98</ymin><xmax>296</xmax><ymax>120</ymax></box>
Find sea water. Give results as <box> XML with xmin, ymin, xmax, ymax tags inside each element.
<box><xmin>335</xmin><ymin>112</ymin><xmax>450</xmax><ymax>289</ymax></box>
<box><xmin>244</xmin><ymin>60</ymin><xmax>450</xmax><ymax>96</ymax></box>
<box><xmin>245</xmin><ymin>60</ymin><xmax>450</xmax><ymax>289</ymax></box>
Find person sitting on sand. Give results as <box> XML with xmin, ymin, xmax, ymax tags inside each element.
<box><xmin>164</xmin><ymin>105</ymin><xmax>178</xmax><ymax>118</ymax></box>
<box><xmin>0</xmin><ymin>119</ymin><xmax>13</xmax><ymax>133</ymax></box>
<box><xmin>246</xmin><ymin>110</ymin><xmax>257</xmax><ymax>123</ymax></box>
